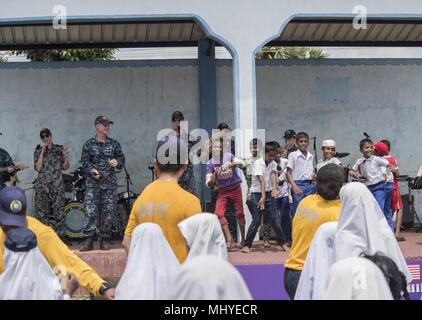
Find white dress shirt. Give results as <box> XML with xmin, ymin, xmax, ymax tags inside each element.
<box><xmin>287</xmin><ymin>150</ymin><xmax>315</xmax><ymax>181</ymax></box>
<box><xmin>250</xmin><ymin>157</ymin><xmax>277</xmax><ymax>193</ymax></box>
<box><xmin>352</xmin><ymin>155</ymin><xmax>389</xmax><ymax>186</ymax></box>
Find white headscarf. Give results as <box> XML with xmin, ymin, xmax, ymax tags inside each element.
<box><xmin>178</xmin><ymin>213</ymin><xmax>228</xmax><ymax>261</ymax></box>
<box><xmin>294</xmin><ymin>222</ymin><xmax>338</xmax><ymax>300</ymax></box>
<box><xmin>324</xmin><ymin>257</ymin><xmax>393</xmax><ymax>300</ymax></box>
<box><xmin>167</xmin><ymin>255</ymin><xmax>252</xmax><ymax>300</ymax></box>
<box><xmin>334</xmin><ymin>182</ymin><xmax>411</xmax><ymax>283</ymax></box>
<box><xmin>115</xmin><ymin>223</ymin><xmax>181</xmax><ymax>300</ymax></box>
<box><xmin>0</xmin><ymin>247</ymin><xmax>63</xmax><ymax>300</ymax></box>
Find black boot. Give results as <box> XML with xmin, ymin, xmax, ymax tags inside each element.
<box><xmin>80</xmin><ymin>237</ymin><xmax>93</xmax><ymax>252</ymax></box>
<box><xmin>100</xmin><ymin>240</ymin><xmax>110</xmax><ymax>251</ymax></box>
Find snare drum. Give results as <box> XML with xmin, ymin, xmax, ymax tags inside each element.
<box><xmin>64</xmin><ymin>201</ymin><xmax>87</xmax><ymax>239</ymax></box>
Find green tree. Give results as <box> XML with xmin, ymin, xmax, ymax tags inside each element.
<box><xmin>12</xmin><ymin>48</ymin><xmax>116</xmax><ymax>62</ymax></box>
<box><xmin>256</xmin><ymin>47</ymin><xmax>328</xmax><ymax>59</ymax></box>
<box><xmin>0</xmin><ymin>54</ymin><xmax>5</xmax><ymax>63</ymax></box>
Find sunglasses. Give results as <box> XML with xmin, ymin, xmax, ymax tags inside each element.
<box><xmin>41</xmin><ymin>134</ymin><xmax>50</xmax><ymax>139</ymax></box>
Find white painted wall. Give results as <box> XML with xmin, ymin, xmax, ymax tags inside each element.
<box><xmin>2</xmin><ymin>59</ymin><xmax>422</xmax><ymax>217</ymax></box>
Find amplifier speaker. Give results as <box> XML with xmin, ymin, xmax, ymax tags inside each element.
<box><xmin>401</xmin><ymin>194</ymin><xmax>414</xmax><ymax>229</ymax></box>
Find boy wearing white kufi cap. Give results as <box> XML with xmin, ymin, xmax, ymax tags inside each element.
<box><xmin>317</xmin><ymin>140</ymin><xmax>342</xmax><ymax>172</ymax></box>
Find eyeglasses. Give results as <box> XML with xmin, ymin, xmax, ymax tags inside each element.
<box><xmin>41</xmin><ymin>134</ymin><xmax>50</xmax><ymax>139</ymax></box>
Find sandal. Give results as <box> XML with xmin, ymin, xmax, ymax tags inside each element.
<box><xmin>395</xmin><ymin>235</ymin><xmax>406</xmax><ymax>242</ymax></box>
<box><xmin>263</xmin><ymin>241</ymin><xmax>271</xmax><ymax>248</ymax></box>
<box><xmin>241</xmin><ymin>246</ymin><xmax>250</xmax><ymax>254</ymax></box>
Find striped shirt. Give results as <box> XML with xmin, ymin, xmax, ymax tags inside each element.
<box><xmin>287</xmin><ymin>150</ymin><xmax>315</xmax><ymax>181</ymax></box>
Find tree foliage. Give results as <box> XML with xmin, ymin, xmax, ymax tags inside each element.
<box><xmin>12</xmin><ymin>49</ymin><xmax>116</xmax><ymax>62</ymax></box>
<box><xmin>256</xmin><ymin>47</ymin><xmax>328</xmax><ymax>59</ymax></box>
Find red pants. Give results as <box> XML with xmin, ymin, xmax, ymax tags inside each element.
<box><xmin>215</xmin><ymin>185</ymin><xmax>245</xmax><ymax>225</ymax></box>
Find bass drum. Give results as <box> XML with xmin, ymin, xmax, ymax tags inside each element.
<box><xmin>64</xmin><ymin>201</ymin><xmax>87</xmax><ymax>239</ymax></box>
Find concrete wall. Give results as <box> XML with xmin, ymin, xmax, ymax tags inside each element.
<box><xmin>0</xmin><ymin>60</ymin><xmax>201</xmax><ymax>209</ymax></box>
<box><xmin>1</xmin><ymin>59</ymin><xmax>422</xmax><ymax>214</ymax></box>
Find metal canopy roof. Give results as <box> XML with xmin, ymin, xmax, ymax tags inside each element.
<box><xmin>272</xmin><ymin>18</ymin><xmax>422</xmax><ymax>47</ymax></box>
<box><xmin>1</xmin><ymin>17</ymin><xmax>422</xmax><ymax>50</ymax></box>
<box><xmin>0</xmin><ymin>20</ymin><xmax>206</xmax><ymax>49</ymax></box>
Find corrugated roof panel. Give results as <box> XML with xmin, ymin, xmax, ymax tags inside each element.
<box><xmin>145</xmin><ymin>24</ymin><xmax>157</xmax><ymax>41</ymax></box>
<box><xmin>101</xmin><ymin>24</ymin><xmax>114</xmax><ymax>42</ymax></box>
<box><xmin>413</xmin><ymin>25</ymin><xmax>422</xmax><ymax>41</ymax></box>
<box><xmin>288</xmin><ymin>23</ymin><xmax>303</xmax><ymax>40</ymax></box>
<box><xmin>280</xmin><ymin>23</ymin><xmax>297</xmax><ymax>40</ymax></box>
<box><xmin>180</xmin><ymin>23</ymin><xmax>194</xmax><ymax>40</ymax></box>
<box><xmin>396</xmin><ymin>24</ymin><xmax>416</xmax><ymax>41</ymax></box>
<box><xmin>114</xmin><ymin>24</ymin><xmax>126</xmax><ymax>43</ymax></box>
<box><xmin>12</xmin><ymin>26</ymin><xmax>24</xmax><ymax>44</ymax></box>
<box><xmin>325</xmin><ymin>23</ymin><xmax>343</xmax><ymax>41</ymax></box>
<box><xmin>375</xmin><ymin>24</ymin><xmax>395</xmax><ymax>41</ymax></box>
<box><xmin>405</xmin><ymin>24</ymin><xmax>421</xmax><ymax>41</ymax></box>
<box><xmin>135</xmin><ymin>24</ymin><xmax>148</xmax><ymax>42</ymax></box>
<box><xmin>313</xmin><ymin>23</ymin><xmax>330</xmax><ymax>40</ymax></box>
<box><xmin>191</xmin><ymin>23</ymin><xmax>204</xmax><ymax>40</ymax></box>
<box><xmin>385</xmin><ymin>23</ymin><xmax>407</xmax><ymax>41</ymax></box>
<box><xmin>125</xmin><ymin>24</ymin><xmax>136</xmax><ymax>42</ymax></box>
<box><xmin>332</xmin><ymin>23</ymin><xmax>349</xmax><ymax>41</ymax></box>
<box><xmin>92</xmin><ymin>24</ymin><xmax>102</xmax><ymax>43</ymax></box>
<box><xmin>47</xmin><ymin>26</ymin><xmax>59</xmax><ymax>44</ymax></box>
<box><xmin>351</xmin><ymin>25</ymin><xmax>371</xmax><ymax>41</ymax></box>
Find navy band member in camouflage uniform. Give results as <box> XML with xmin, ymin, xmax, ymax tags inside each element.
<box><xmin>0</xmin><ymin>148</ymin><xmax>16</xmax><ymax>190</ymax></box>
<box><xmin>33</xmin><ymin>128</ymin><xmax>70</xmax><ymax>240</ymax></box>
<box><xmin>80</xmin><ymin>115</ymin><xmax>125</xmax><ymax>251</ymax></box>
<box><xmin>170</xmin><ymin>111</ymin><xmax>197</xmax><ymax>195</ymax></box>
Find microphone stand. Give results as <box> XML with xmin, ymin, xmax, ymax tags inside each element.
<box><xmin>148</xmin><ymin>163</ymin><xmax>155</xmax><ymax>182</ymax></box>
<box><xmin>123</xmin><ymin>165</ymin><xmax>133</xmax><ymax>194</ymax></box>
<box><xmin>312</xmin><ymin>137</ymin><xmax>318</xmax><ymax>169</ymax></box>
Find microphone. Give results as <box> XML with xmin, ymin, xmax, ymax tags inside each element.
<box><xmin>363</xmin><ymin>132</ymin><xmax>370</xmax><ymax>139</ymax></box>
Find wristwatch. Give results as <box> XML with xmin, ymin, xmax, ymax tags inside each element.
<box><xmin>99</xmin><ymin>283</ymin><xmax>112</xmax><ymax>296</ymax></box>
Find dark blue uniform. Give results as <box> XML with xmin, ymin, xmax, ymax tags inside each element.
<box><xmin>81</xmin><ymin>136</ymin><xmax>125</xmax><ymax>240</ymax></box>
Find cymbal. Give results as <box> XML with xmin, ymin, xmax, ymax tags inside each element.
<box><xmin>335</xmin><ymin>152</ymin><xmax>350</xmax><ymax>159</ymax></box>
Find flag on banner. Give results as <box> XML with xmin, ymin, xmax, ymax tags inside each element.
<box><xmin>408</xmin><ymin>264</ymin><xmax>421</xmax><ymax>281</ymax></box>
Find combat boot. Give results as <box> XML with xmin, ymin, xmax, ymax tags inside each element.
<box><xmin>80</xmin><ymin>237</ymin><xmax>94</xmax><ymax>252</ymax></box>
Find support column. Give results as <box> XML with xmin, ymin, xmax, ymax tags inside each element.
<box><xmin>198</xmin><ymin>38</ymin><xmax>217</xmax><ymax>204</ymax></box>
<box><xmin>233</xmin><ymin>49</ymin><xmax>260</xmax><ymax>239</ymax></box>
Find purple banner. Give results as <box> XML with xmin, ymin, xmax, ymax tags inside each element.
<box><xmin>236</xmin><ymin>259</ymin><xmax>422</xmax><ymax>300</ymax></box>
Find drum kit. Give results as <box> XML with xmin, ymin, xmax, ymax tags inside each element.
<box><xmin>62</xmin><ymin>166</ymin><xmax>139</xmax><ymax>240</ymax></box>
<box><xmin>23</xmin><ymin>166</ymin><xmax>138</xmax><ymax>241</ymax></box>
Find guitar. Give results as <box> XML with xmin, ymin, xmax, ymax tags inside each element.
<box><xmin>0</xmin><ymin>163</ymin><xmax>29</xmax><ymax>173</ymax></box>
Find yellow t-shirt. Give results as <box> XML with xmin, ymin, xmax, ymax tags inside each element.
<box><xmin>284</xmin><ymin>194</ymin><xmax>341</xmax><ymax>271</ymax></box>
<box><xmin>125</xmin><ymin>180</ymin><xmax>202</xmax><ymax>263</ymax></box>
<box><xmin>0</xmin><ymin>217</ymin><xmax>105</xmax><ymax>296</ymax></box>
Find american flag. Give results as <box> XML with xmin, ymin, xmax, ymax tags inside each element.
<box><xmin>408</xmin><ymin>264</ymin><xmax>421</xmax><ymax>281</ymax></box>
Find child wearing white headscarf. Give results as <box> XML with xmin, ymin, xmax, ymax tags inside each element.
<box><xmin>178</xmin><ymin>213</ymin><xmax>228</xmax><ymax>261</ymax></box>
<box><xmin>334</xmin><ymin>182</ymin><xmax>411</xmax><ymax>283</ymax></box>
<box><xmin>0</xmin><ymin>227</ymin><xmax>64</xmax><ymax>300</ymax></box>
<box><xmin>115</xmin><ymin>223</ymin><xmax>181</xmax><ymax>300</ymax></box>
<box><xmin>167</xmin><ymin>255</ymin><xmax>252</xmax><ymax>300</ymax></box>
<box><xmin>324</xmin><ymin>257</ymin><xmax>393</xmax><ymax>300</ymax></box>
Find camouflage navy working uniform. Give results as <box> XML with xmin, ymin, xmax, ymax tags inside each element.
<box><xmin>33</xmin><ymin>144</ymin><xmax>67</xmax><ymax>238</ymax></box>
<box><xmin>0</xmin><ymin>148</ymin><xmax>15</xmax><ymax>190</ymax></box>
<box><xmin>81</xmin><ymin>136</ymin><xmax>125</xmax><ymax>240</ymax></box>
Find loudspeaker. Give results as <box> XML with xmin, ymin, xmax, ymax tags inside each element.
<box><xmin>401</xmin><ymin>194</ymin><xmax>414</xmax><ymax>229</ymax></box>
